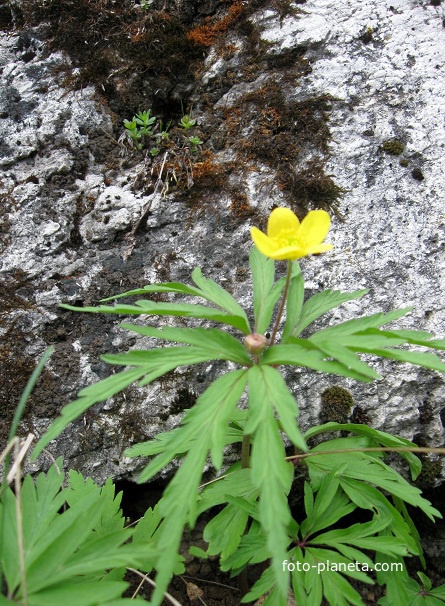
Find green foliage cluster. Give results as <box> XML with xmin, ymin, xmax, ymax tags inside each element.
<box><xmin>1</xmin><ymin>463</ymin><xmax>142</xmax><ymax>605</ymax></box>
<box><xmin>123</xmin><ymin>109</ymin><xmax>202</xmax><ymax>156</ymax></box>
<box><xmin>3</xmin><ymin>246</ymin><xmax>445</xmax><ymax>605</ymax></box>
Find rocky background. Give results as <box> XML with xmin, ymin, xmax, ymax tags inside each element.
<box><xmin>1</xmin><ymin>0</ymin><xmax>445</xmax><ymax>502</ymax></box>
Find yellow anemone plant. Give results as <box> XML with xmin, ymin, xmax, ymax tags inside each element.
<box><xmin>251</xmin><ymin>207</ymin><xmax>333</xmax><ymax>261</ymax></box>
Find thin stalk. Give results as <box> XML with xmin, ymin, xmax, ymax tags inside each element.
<box><xmin>241</xmin><ymin>434</ymin><xmax>251</xmax><ymax>470</ymax></box>
<box><xmin>268</xmin><ymin>260</ymin><xmax>293</xmax><ymax>347</ymax></box>
<box><xmin>4</xmin><ymin>347</ymin><xmax>53</xmax><ymax>484</ymax></box>
<box><xmin>128</xmin><ymin>568</ymin><xmax>182</xmax><ymax>605</ymax></box>
<box><xmin>239</xmin><ymin>434</ymin><xmax>252</xmax><ymax>598</ymax></box>
<box><xmin>14</xmin><ymin>440</ymin><xmax>28</xmax><ymax>606</ymax></box>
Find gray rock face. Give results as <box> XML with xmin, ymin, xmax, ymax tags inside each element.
<box><xmin>1</xmin><ymin>0</ymin><xmax>445</xmax><ymax>486</ymax></box>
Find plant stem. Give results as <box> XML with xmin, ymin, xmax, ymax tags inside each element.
<box><xmin>14</xmin><ymin>440</ymin><xmax>28</xmax><ymax>606</ymax></box>
<box><xmin>239</xmin><ymin>434</ymin><xmax>251</xmax><ymax>598</ymax></box>
<box><xmin>241</xmin><ymin>434</ymin><xmax>251</xmax><ymax>469</ymax></box>
<box><xmin>268</xmin><ymin>260</ymin><xmax>293</xmax><ymax>347</ymax></box>
<box><xmin>287</xmin><ymin>446</ymin><xmax>445</xmax><ymax>461</ymax></box>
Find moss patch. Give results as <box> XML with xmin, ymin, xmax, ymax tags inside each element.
<box><xmin>319</xmin><ymin>386</ymin><xmax>354</xmax><ymax>424</ymax></box>
<box><xmin>381</xmin><ymin>139</ymin><xmax>405</xmax><ymax>156</ymax></box>
<box><xmin>15</xmin><ymin>0</ymin><xmax>343</xmax><ymax>219</ymax></box>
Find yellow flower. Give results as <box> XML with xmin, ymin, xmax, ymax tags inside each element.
<box><xmin>251</xmin><ymin>207</ymin><xmax>333</xmax><ymax>260</ymax></box>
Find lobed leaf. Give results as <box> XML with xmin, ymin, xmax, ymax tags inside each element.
<box><xmin>120</xmin><ymin>324</ymin><xmax>251</xmax><ymax>365</ymax></box>
<box><xmin>309</xmin><ymin>307</ymin><xmax>412</xmax><ymax>339</ymax></box>
<box><xmin>262</xmin><ymin>343</ymin><xmax>377</xmax><ymax>381</ymax></box>
<box><xmin>305</xmin><ymin>441</ymin><xmax>441</xmax><ymax>521</ymax></box>
<box><xmin>245</xmin><ymin>365</ymin><xmax>306</xmax><ymax>450</ymax></box>
<box><xmin>290</xmin><ymin>288</ymin><xmax>369</xmax><ymax>337</ymax></box>
<box><xmin>247</xmin><ymin>366</ymin><xmax>295</xmax><ymax>599</ymax></box>
<box><xmin>191</xmin><ymin>267</ymin><xmax>250</xmax><ymax>327</ymax></box>
<box><xmin>250</xmin><ymin>246</ymin><xmax>302</xmax><ymax>334</ymax></box>
<box><xmin>61</xmin><ymin>300</ymin><xmax>250</xmax><ymax>333</ymax></box>
<box><xmin>304</xmin><ymin>422</ymin><xmax>422</xmax><ymax>479</ymax></box>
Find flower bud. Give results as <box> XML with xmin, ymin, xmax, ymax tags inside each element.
<box><xmin>244</xmin><ymin>332</ymin><xmax>268</xmax><ymax>355</ymax></box>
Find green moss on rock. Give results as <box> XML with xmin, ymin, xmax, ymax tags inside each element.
<box><xmin>320</xmin><ymin>386</ymin><xmax>354</xmax><ymax>424</ymax></box>
<box><xmin>381</xmin><ymin>139</ymin><xmax>405</xmax><ymax>156</ymax></box>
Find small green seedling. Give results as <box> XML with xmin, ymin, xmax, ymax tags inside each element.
<box><xmin>156</xmin><ymin>119</ymin><xmax>172</xmax><ymax>142</ymax></box>
<box><xmin>135</xmin><ymin>110</ymin><xmax>156</xmax><ymax>135</ymax></box>
<box><xmin>188</xmin><ymin>135</ymin><xmax>203</xmax><ymax>152</ymax></box>
<box><xmin>123</xmin><ymin>118</ymin><xmax>142</xmax><ymax>149</ymax></box>
<box><xmin>179</xmin><ymin>114</ymin><xmax>196</xmax><ymax>131</ymax></box>
<box><xmin>123</xmin><ymin>111</ymin><xmax>157</xmax><ymax>150</ymax></box>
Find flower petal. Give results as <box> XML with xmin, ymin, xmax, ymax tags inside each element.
<box><xmin>267</xmin><ymin>207</ymin><xmax>300</xmax><ymax>239</ymax></box>
<box><xmin>306</xmin><ymin>243</ymin><xmax>334</xmax><ymax>255</ymax></box>
<box><xmin>267</xmin><ymin>245</ymin><xmax>306</xmax><ymax>260</ymax></box>
<box><xmin>299</xmin><ymin>210</ymin><xmax>331</xmax><ymax>244</ymax></box>
<box><xmin>251</xmin><ymin>227</ymin><xmax>280</xmax><ymax>257</ymax></box>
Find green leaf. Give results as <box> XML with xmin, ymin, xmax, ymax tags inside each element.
<box><xmin>2</xmin><ymin>465</ymin><xmax>148</xmax><ymax>605</ymax></box>
<box><xmin>132</xmin><ymin>504</ymin><xmax>184</xmax><ymax>575</ymax></box>
<box><xmin>304</xmin><ymin>547</ymin><xmax>373</xmax><ymax>584</ymax></box>
<box><xmin>300</xmin><ymin>472</ymin><xmax>356</xmax><ymax>537</ymax></box>
<box><xmin>221</xmin><ymin>520</ymin><xmax>270</xmax><ymax>572</ymax></box>
<box><xmin>376</xmin><ymin>554</ymin><xmax>410</xmax><ymax>606</ymax></box>
<box><xmin>307</xmin><ymin>338</ymin><xmax>381</xmax><ymax>380</ymax></box>
<box><xmin>101</xmin><ymin>268</ymin><xmax>251</xmax><ymax>332</ymax></box>
<box><xmin>363</xmin><ymin>347</ymin><xmax>445</xmax><ymax>374</ymax></box>
<box><xmin>135</xmin><ymin>369</ymin><xmax>248</xmax><ymax>482</ymax></box>
<box><xmin>191</xmin><ymin>267</ymin><xmax>250</xmax><ymax>329</ymax></box>
<box><xmin>101</xmin><ymin>344</ymin><xmax>238</xmax><ymax>368</ymax></box>
<box><xmin>21</xmin><ymin>461</ymin><xmax>66</xmax><ymax>553</ymax></box>
<box><xmin>314</xmin><ymin>520</ymin><xmax>409</xmax><ymax>557</ymax></box>
<box><xmin>120</xmin><ymin>325</ymin><xmax>251</xmax><ymax>366</ymax></box>
<box><xmin>319</xmin><ymin>566</ymin><xmax>366</xmax><ymax>606</ymax></box>
<box><xmin>305</xmin><ymin>441</ymin><xmax>441</xmax><ymax>521</ymax></box>
<box><xmin>418</xmin><ymin>572</ymin><xmax>433</xmax><ymax>592</ymax></box>
<box><xmin>245</xmin><ymin>365</ymin><xmax>306</xmax><ymax>450</ymax></box>
<box><xmin>304</xmin><ymin>422</ymin><xmax>422</xmax><ymax>479</ymax></box>
<box><xmin>1</xmin><ymin>461</ymin><xmax>67</xmax><ymax>593</ymax></box>
<box><xmin>291</xmin><ymin>288</ymin><xmax>369</xmax><ymax>337</ymax></box>
<box><xmin>340</xmin><ymin>480</ymin><xmax>420</xmax><ymax>555</ymax></box>
<box><xmin>290</xmin><ymin>547</ymin><xmax>323</xmax><ymax>606</ymax></box>
<box><xmin>430</xmin><ymin>587</ymin><xmax>445</xmax><ymax>600</ymax></box>
<box><xmin>60</xmin><ymin>300</ymin><xmax>250</xmax><ymax>333</ymax></box>
<box><xmin>250</xmin><ymin>245</ymin><xmax>275</xmax><ymax>333</ymax></box>
<box><xmin>247</xmin><ymin>366</ymin><xmax>294</xmax><ymax>599</ymax></box>
<box><xmin>24</xmin><ymin>490</ymin><xmax>112</xmax><ymax>590</ymax></box>
<box><xmin>242</xmin><ymin>566</ymin><xmax>276</xmax><ymax>603</ymax></box>
<box><xmin>148</xmin><ymin>441</ymin><xmax>209</xmax><ymax>606</ymax></box>
<box><xmin>261</xmin><ymin>343</ymin><xmax>376</xmax><ymax>381</ymax></box>
<box><xmin>309</xmin><ymin>307</ymin><xmax>412</xmax><ymax>339</ymax></box>
<box><xmin>101</xmin><ymin>281</ymin><xmax>204</xmax><ymax>300</ymax></box>
<box><xmin>204</xmin><ymin>503</ymin><xmax>250</xmax><ymax>560</ymax></box>
<box><xmin>65</xmin><ymin>474</ymin><xmax>125</xmax><ymax>536</ymax></box>
<box><xmin>198</xmin><ymin>468</ymin><xmax>257</xmax><ymax>513</ymax></box>
<box><xmin>250</xmin><ymin>247</ymin><xmax>301</xmax><ymax>334</ymax></box>
<box><xmin>282</xmin><ymin>270</ymin><xmax>305</xmax><ymax>343</ymax></box>
<box><xmin>27</xmin><ymin>581</ymin><xmax>128</xmax><ymax>606</ymax></box>
<box><xmin>189</xmin><ymin>546</ymin><xmax>208</xmax><ymax>559</ymax></box>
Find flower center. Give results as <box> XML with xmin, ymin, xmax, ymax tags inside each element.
<box><xmin>273</xmin><ymin>228</ymin><xmax>305</xmax><ymax>249</ymax></box>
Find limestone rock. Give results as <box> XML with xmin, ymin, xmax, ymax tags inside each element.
<box><xmin>1</xmin><ymin>0</ymin><xmax>445</xmax><ymax>487</ymax></box>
